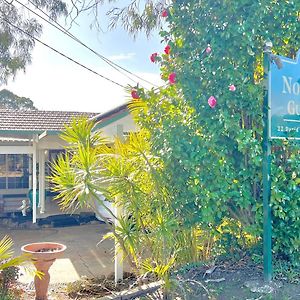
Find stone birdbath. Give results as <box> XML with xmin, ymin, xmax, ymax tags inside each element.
<box><xmin>21</xmin><ymin>242</ymin><xmax>67</xmax><ymax>300</ymax></box>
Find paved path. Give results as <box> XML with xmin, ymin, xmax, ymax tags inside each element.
<box><xmin>0</xmin><ymin>224</ymin><xmax>129</xmax><ymax>284</ymax></box>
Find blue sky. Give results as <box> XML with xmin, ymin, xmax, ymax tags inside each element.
<box><xmin>4</xmin><ymin>2</ymin><xmax>164</xmax><ymax>113</ymax></box>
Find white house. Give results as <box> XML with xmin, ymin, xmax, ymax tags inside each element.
<box><xmin>0</xmin><ymin>104</ymin><xmax>137</xmax><ymax>223</ymax></box>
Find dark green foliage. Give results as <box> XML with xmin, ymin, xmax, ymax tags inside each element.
<box><xmin>0</xmin><ymin>89</ymin><xmax>36</xmax><ymax>110</ymax></box>
<box><xmin>0</xmin><ymin>0</ymin><xmax>67</xmax><ymax>83</ymax></box>
<box><xmin>30</xmin><ymin>0</ymin><xmax>67</xmax><ymax>20</ymax></box>
<box><xmin>136</xmin><ymin>1</ymin><xmax>300</xmax><ymax>261</ymax></box>
<box><xmin>0</xmin><ymin>0</ymin><xmax>163</xmax><ymax>83</ymax></box>
<box><xmin>0</xmin><ymin>2</ymin><xmax>40</xmax><ymax>84</ymax></box>
<box><xmin>63</xmin><ymin>0</ymin><xmax>167</xmax><ymax>37</ymax></box>
<box><xmin>0</xmin><ymin>267</ymin><xmax>19</xmax><ymax>298</ymax></box>
<box><xmin>105</xmin><ymin>0</ymin><xmax>167</xmax><ymax>37</ymax></box>
<box><xmin>271</xmin><ymin>141</ymin><xmax>300</xmax><ymax>262</ymax></box>
<box><xmin>274</xmin><ymin>258</ymin><xmax>300</xmax><ymax>283</ymax></box>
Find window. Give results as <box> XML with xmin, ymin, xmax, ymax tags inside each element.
<box><xmin>0</xmin><ymin>155</ymin><xmax>6</xmax><ymax>189</ymax></box>
<box><xmin>0</xmin><ymin>154</ymin><xmax>29</xmax><ymax>189</ymax></box>
<box><xmin>0</xmin><ymin>177</ymin><xmax>5</xmax><ymax>189</ymax></box>
<box><xmin>46</xmin><ymin>150</ymin><xmax>65</xmax><ymax>189</ymax></box>
<box><xmin>46</xmin><ymin>150</ymin><xmax>64</xmax><ymax>176</ymax></box>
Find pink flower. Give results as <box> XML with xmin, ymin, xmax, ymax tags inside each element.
<box><xmin>150</xmin><ymin>52</ymin><xmax>158</xmax><ymax>63</ymax></box>
<box><xmin>208</xmin><ymin>96</ymin><xmax>217</xmax><ymax>108</ymax></box>
<box><xmin>205</xmin><ymin>46</ymin><xmax>212</xmax><ymax>54</ymax></box>
<box><xmin>164</xmin><ymin>45</ymin><xmax>171</xmax><ymax>55</ymax></box>
<box><xmin>162</xmin><ymin>9</ymin><xmax>168</xmax><ymax>17</ymax></box>
<box><xmin>229</xmin><ymin>84</ymin><xmax>236</xmax><ymax>91</ymax></box>
<box><xmin>131</xmin><ymin>89</ymin><xmax>140</xmax><ymax>99</ymax></box>
<box><xmin>168</xmin><ymin>72</ymin><xmax>176</xmax><ymax>85</ymax></box>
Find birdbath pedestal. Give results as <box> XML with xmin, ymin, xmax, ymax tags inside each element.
<box><xmin>21</xmin><ymin>242</ymin><xmax>67</xmax><ymax>300</ymax></box>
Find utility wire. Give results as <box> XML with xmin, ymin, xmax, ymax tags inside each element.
<box><xmin>13</xmin><ymin>0</ymin><xmax>137</xmax><ymax>86</ymax></box>
<box><xmin>0</xmin><ymin>15</ymin><xmax>126</xmax><ymax>88</ymax></box>
<box><xmin>14</xmin><ymin>0</ymin><xmax>158</xmax><ymax>88</ymax></box>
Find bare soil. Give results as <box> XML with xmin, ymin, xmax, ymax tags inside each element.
<box><xmin>66</xmin><ymin>272</ymin><xmax>138</xmax><ymax>299</ymax></box>
<box><xmin>173</xmin><ymin>258</ymin><xmax>300</xmax><ymax>300</ymax></box>
<box><xmin>15</xmin><ymin>258</ymin><xmax>300</xmax><ymax>299</ymax></box>
<box><xmin>35</xmin><ymin>248</ymin><xmax>61</xmax><ymax>253</ymax></box>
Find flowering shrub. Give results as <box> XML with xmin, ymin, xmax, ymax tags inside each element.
<box><xmin>134</xmin><ymin>1</ymin><xmax>300</xmax><ymax>261</ymax></box>
<box><xmin>150</xmin><ymin>52</ymin><xmax>158</xmax><ymax>63</ymax></box>
<box><xmin>131</xmin><ymin>89</ymin><xmax>140</xmax><ymax>99</ymax></box>
<box><xmin>168</xmin><ymin>72</ymin><xmax>176</xmax><ymax>85</ymax></box>
<box><xmin>161</xmin><ymin>9</ymin><xmax>168</xmax><ymax>18</ymax></box>
<box><xmin>229</xmin><ymin>85</ymin><xmax>236</xmax><ymax>92</ymax></box>
<box><xmin>164</xmin><ymin>45</ymin><xmax>171</xmax><ymax>55</ymax></box>
<box><xmin>205</xmin><ymin>46</ymin><xmax>211</xmax><ymax>54</ymax></box>
<box><xmin>207</xmin><ymin>96</ymin><xmax>217</xmax><ymax>108</ymax></box>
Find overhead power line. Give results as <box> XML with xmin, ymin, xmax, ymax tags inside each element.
<box><xmin>13</xmin><ymin>0</ymin><xmax>158</xmax><ymax>88</ymax></box>
<box><xmin>0</xmin><ymin>15</ymin><xmax>126</xmax><ymax>88</ymax></box>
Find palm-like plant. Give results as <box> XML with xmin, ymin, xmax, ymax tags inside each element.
<box><xmin>0</xmin><ymin>235</ymin><xmax>30</xmax><ymax>272</ymax></box>
<box><xmin>50</xmin><ymin>117</ymin><xmax>213</xmax><ymax>299</ymax></box>
<box><xmin>0</xmin><ymin>235</ymin><xmax>32</xmax><ymax>298</ymax></box>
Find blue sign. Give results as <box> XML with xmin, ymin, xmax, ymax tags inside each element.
<box><xmin>269</xmin><ymin>50</ymin><xmax>300</xmax><ymax>139</ymax></box>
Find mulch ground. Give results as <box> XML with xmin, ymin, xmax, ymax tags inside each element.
<box><xmin>13</xmin><ymin>258</ymin><xmax>300</xmax><ymax>300</ymax></box>
<box><xmin>173</xmin><ymin>257</ymin><xmax>300</xmax><ymax>299</ymax></box>
<box><xmin>15</xmin><ymin>272</ymin><xmax>140</xmax><ymax>300</ymax></box>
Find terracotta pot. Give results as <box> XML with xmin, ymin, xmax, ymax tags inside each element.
<box><xmin>21</xmin><ymin>242</ymin><xmax>67</xmax><ymax>300</ymax></box>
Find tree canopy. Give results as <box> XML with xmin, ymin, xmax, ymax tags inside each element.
<box><xmin>0</xmin><ymin>0</ymin><xmax>67</xmax><ymax>84</ymax></box>
<box><xmin>0</xmin><ymin>89</ymin><xmax>36</xmax><ymax>110</ymax></box>
<box><xmin>0</xmin><ymin>0</ymin><xmax>166</xmax><ymax>83</ymax></box>
<box><xmin>69</xmin><ymin>0</ymin><xmax>168</xmax><ymax>37</ymax></box>
<box><xmin>131</xmin><ymin>0</ymin><xmax>300</xmax><ymax>261</ymax></box>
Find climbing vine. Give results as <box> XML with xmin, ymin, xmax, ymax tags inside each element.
<box><xmin>131</xmin><ymin>0</ymin><xmax>300</xmax><ymax>261</ymax></box>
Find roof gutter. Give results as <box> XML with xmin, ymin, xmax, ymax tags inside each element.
<box><xmin>38</xmin><ymin>131</ymin><xmax>48</xmax><ymax>140</ymax></box>
<box><xmin>89</xmin><ymin>103</ymin><xmax>129</xmax><ymax>124</ymax></box>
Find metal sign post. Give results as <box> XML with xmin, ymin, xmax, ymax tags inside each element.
<box><xmin>262</xmin><ymin>41</ymin><xmax>272</xmax><ymax>282</ymax></box>
<box><xmin>263</xmin><ymin>44</ymin><xmax>300</xmax><ymax>281</ymax></box>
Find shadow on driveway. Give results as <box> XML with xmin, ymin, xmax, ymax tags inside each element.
<box><xmin>0</xmin><ymin>224</ymin><xmax>129</xmax><ymax>284</ymax></box>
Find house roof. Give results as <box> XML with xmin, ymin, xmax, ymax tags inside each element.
<box><xmin>93</xmin><ymin>103</ymin><xmax>129</xmax><ymax>127</ymax></box>
<box><xmin>0</xmin><ymin>104</ymin><xmax>130</xmax><ymax>134</ymax></box>
<box><xmin>0</xmin><ymin>109</ymin><xmax>98</xmax><ymax>132</ymax></box>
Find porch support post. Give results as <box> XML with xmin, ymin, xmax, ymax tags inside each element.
<box><xmin>32</xmin><ymin>135</ymin><xmax>38</xmax><ymax>223</ymax></box>
<box><xmin>39</xmin><ymin>150</ymin><xmax>46</xmax><ymax>214</ymax></box>
<box><xmin>29</xmin><ymin>155</ymin><xmax>32</xmax><ymax>189</ymax></box>
<box><xmin>115</xmin><ymin>124</ymin><xmax>124</xmax><ymax>283</ymax></box>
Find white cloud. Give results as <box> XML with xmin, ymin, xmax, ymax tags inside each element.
<box><xmin>108</xmin><ymin>52</ymin><xmax>136</xmax><ymax>61</ymax></box>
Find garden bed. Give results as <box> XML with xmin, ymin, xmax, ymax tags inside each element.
<box><xmin>169</xmin><ymin>257</ymin><xmax>300</xmax><ymax>300</ymax></box>
<box><xmin>14</xmin><ymin>272</ymin><xmax>161</xmax><ymax>300</ymax></box>
<box><xmin>14</xmin><ymin>257</ymin><xmax>300</xmax><ymax>299</ymax></box>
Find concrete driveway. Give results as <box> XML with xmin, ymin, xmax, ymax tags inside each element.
<box><xmin>0</xmin><ymin>223</ymin><xmax>129</xmax><ymax>284</ymax></box>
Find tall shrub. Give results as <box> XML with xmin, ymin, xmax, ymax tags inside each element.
<box><xmin>135</xmin><ymin>0</ymin><xmax>300</xmax><ymax>260</ymax></box>
<box><xmin>50</xmin><ymin>119</ymin><xmax>214</xmax><ymax>295</ymax></box>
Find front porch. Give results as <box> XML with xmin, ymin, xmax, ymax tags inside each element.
<box><xmin>0</xmin><ymin>104</ymin><xmax>137</xmax><ymax>223</ymax></box>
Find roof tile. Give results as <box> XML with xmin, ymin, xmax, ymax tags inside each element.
<box><xmin>0</xmin><ymin>109</ymin><xmax>99</xmax><ymax>132</ymax></box>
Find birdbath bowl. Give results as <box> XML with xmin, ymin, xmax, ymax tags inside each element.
<box><xmin>21</xmin><ymin>242</ymin><xmax>67</xmax><ymax>300</ymax></box>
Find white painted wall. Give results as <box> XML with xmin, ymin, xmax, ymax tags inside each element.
<box><xmin>100</xmin><ymin>114</ymin><xmax>139</xmax><ymax>140</ymax></box>
<box><xmin>38</xmin><ymin>135</ymin><xmax>67</xmax><ymax>150</ymax></box>
<box><xmin>37</xmin><ymin>114</ymin><xmax>139</xmax><ymax>147</ymax></box>
<box><xmin>0</xmin><ymin>111</ymin><xmax>139</xmax><ymax>215</ymax></box>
